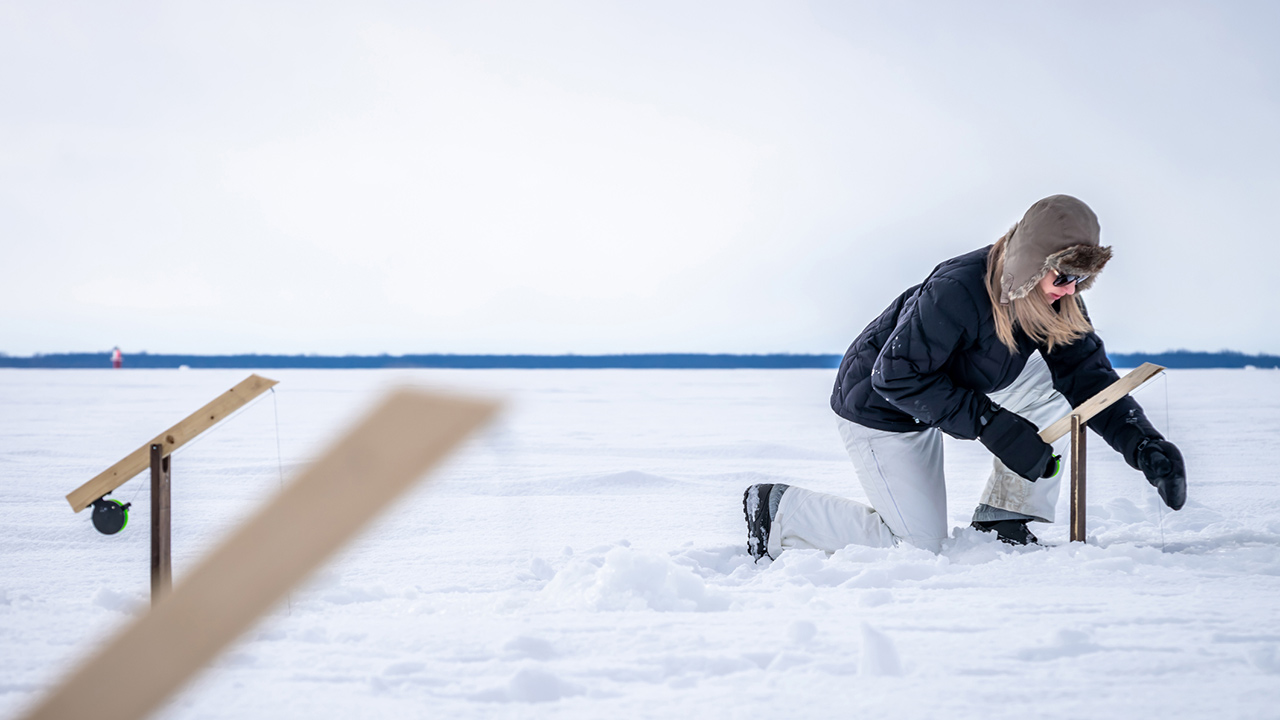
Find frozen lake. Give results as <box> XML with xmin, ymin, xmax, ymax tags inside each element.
<box><xmin>2</xmin><ymin>368</ymin><xmax>1279</xmax><ymax>718</ymax></box>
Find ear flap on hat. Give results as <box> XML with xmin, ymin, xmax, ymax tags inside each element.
<box><xmin>1045</xmin><ymin>244</ymin><xmax>1112</xmax><ymax>292</ymax></box>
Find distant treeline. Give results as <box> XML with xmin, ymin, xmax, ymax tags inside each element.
<box><xmin>2</xmin><ymin>351</ymin><xmax>1279</xmax><ymax>369</ymax></box>
<box><xmin>1108</xmin><ymin>351</ymin><xmax>1280</xmax><ymax>369</ymax></box>
<box><xmin>0</xmin><ymin>353</ymin><xmax>841</xmax><ymax>369</ymax></box>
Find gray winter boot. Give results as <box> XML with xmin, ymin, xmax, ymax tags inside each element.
<box><xmin>743</xmin><ymin>483</ymin><xmax>789</xmax><ymax>560</ymax></box>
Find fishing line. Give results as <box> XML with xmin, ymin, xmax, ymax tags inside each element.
<box><xmin>123</xmin><ymin>392</ymin><xmax>272</xmax><ymax>506</ymax></box>
<box><xmin>169</xmin><ymin>392</ymin><xmax>273</xmax><ymax>459</ymax></box>
<box><xmin>1157</xmin><ymin>371</ymin><xmax>1171</xmax><ymax>551</ymax></box>
<box><xmin>270</xmin><ymin>387</ymin><xmax>286</xmax><ymax>490</ymax></box>
<box><xmin>121</xmin><ymin>391</ymin><xmax>274</xmax><ymax>528</ymax></box>
<box><xmin>125</xmin><ymin>465</ymin><xmax>147</xmax><ymax>506</ymax></box>
<box><xmin>1130</xmin><ymin>370</ymin><xmax>1172</xmax><ymax>551</ymax></box>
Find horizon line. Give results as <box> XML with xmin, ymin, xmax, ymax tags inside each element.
<box><xmin>2</xmin><ymin>350</ymin><xmax>1279</xmax><ymax>370</ymax></box>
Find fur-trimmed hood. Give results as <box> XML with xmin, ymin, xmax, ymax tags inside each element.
<box><xmin>1000</xmin><ymin>195</ymin><xmax>1112</xmax><ymax>304</ymax></box>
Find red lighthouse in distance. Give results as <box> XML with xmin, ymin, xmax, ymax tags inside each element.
<box><xmin>111</xmin><ymin>347</ymin><xmax>122</xmax><ymax>369</ymax></box>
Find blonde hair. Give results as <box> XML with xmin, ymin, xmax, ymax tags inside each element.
<box><xmin>985</xmin><ymin>229</ymin><xmax>1094</xmax><ymax>353</ymax></box>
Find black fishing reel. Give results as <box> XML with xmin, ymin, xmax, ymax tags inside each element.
<box><xmin>91</xmin><ymin>497</ymin><xmax>131</xmax><ymax>535</ymax></box>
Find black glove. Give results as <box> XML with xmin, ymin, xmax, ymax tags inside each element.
<box><xmin>1137</xmin><ymin>438</ymin><xmax>1186</xmax><ymax>510</ymax></box>
<box><xmin>1043</xmin><ymin>453</ymin><xmax>1063</xmax><ymax>479</ymax></box>
<box><xmin>978</xmin><ymin>406</ymin><xmax>1054</xmax><ymax>482</ymax></box>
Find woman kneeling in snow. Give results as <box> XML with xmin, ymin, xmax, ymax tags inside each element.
<box><xmin>744</xmin><ymin>194</ymin><xmax>1186</xmax><ymax>559</ymax></box>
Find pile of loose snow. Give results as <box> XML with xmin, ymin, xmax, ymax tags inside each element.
<box><xmin>540</xmin><ymin>544</ymin><xmax>730</xmax><ymax>612</ymax></box>
<box><xmin>1</xmin><ymin>368</ymin><xmax>1278</xmax><ymax>718</ymax></box>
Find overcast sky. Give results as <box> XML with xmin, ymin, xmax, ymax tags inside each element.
<box><xmin>2</xmin><ymin>1</ymin><xmax>1277</xmax><ymax>356</ymax></box>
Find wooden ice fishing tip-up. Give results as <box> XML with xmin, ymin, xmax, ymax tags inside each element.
<box><xmin>1037</xmin><ymin>362</ymin><xmax>1166</xmax><ymax>542</ymax></box>
<box><xmin>65</xmin><ymin>374</ymin><xmax>280</xmax><ymax>603</ymax></box>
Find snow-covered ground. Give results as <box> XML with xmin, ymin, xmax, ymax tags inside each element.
<box><xmin>2</xmin><ymin>368</ymin><xmax>1278</xmax><ymax>719</ymax></box>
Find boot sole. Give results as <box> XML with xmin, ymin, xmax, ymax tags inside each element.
<box><xmin>743</xmin><ymin>484</ymin><xmax>773</xmax><ymax>560</ymax></box>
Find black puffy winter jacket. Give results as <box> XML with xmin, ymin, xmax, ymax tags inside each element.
<box><xmin>830</xmin><ymin>246</ymin><xmax>1160</xmax><ymax>469</ymax></box>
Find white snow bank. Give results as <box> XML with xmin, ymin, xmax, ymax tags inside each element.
<box><xmin>540</xmin><ymin>545</ymin><xmax>730</xmax><ymax>612</ymax></box>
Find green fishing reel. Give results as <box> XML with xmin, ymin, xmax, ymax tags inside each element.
<box><xmin>91</xmin><ymin>497</ymin><xmax>131</xmax><ymax>535</ymax></box>
<box><xmin>1045</xmin><ymin>454</ymin><xmax>1063</xmax><ymax>479</ymax></box>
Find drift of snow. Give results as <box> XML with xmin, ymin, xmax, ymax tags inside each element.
<box><xmin>1</xmin><ymin>368</ymin><xmax>1278</xmax><ymax>718</ymax></box>
<box><xmin>541</xmin><ymin>545</ymin><xmax>731</xmax><ymax>612</ymax></box>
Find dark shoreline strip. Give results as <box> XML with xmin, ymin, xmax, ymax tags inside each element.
<box><xmin>2</xmin><ymin>351</ymin><xmax>1278</xmax><ymax>369</ymax></box>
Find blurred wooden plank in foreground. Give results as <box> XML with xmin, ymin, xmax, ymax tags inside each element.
<box><xmin>25</xmin><ymin>388</ymin><xmax>500</xmax><ymax>720</ymax></box>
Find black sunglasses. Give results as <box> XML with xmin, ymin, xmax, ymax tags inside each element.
<box><xmin>1053</xmin><ymin>272</ymin><xmax>1089</xmax><ymax>287</ymax></box>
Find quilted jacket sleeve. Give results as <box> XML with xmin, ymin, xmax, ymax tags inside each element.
<box><xmin>1041</xmin><ymin>331</ymin><xmax>1162</xmax><ymax>469</ymax></box>
<box><xmin>870</xmin><ymin>277</ymin><xmax>993</xmax><ymax>440</ymax></box>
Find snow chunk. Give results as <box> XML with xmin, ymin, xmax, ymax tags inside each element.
<box><xmin>541</xmin><ymin>546</ymin><xmax>730</xmax><ymax>612</ymax></box>
<box><xmin>859</xmin><ymin>622</ymin><xmax>903</xmax><ymax>676</ymax></box>
<box><xmin>474</xmin><ymin>667</ymin><xmax>584</xmax><ymax>703</ymax></box>
<box><xmin>92</xmin><ymin>587</ymin><xmax>143</xmax><ymax>614</ymax></box>
<box><xmin>507</xmin><ymin>667</ymin><xmax>582</xmax><ymax>702</ymax></box>
<box><xmin>528</xmin><ymin>557</ymin><xmax>557</xmax><ymax>581</ymax></box>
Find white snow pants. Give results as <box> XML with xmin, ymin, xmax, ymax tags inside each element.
<box><xmin>767</xmin><ymin>352</ymin><xmax>1072</xmax><ymax>557</ymax></box>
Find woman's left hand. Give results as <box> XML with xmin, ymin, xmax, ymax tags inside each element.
<box><xmin>978</xmin><ymin>406</ymin><xmax>1054</xmax><ymax>482</ymax></box>
<box><xmin>1137</xmin><ymin>438</ymin><xmax>1186</xmax><ymax>510</ymax></box>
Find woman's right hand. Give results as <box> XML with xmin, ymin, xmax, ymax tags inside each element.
<box><xmin>978</xmin><ymin>406</ymin><xmax>1054</xmax><ymax>482</ymax></box>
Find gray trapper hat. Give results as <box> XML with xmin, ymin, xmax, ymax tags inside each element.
<box><xmin>1000</xmin><ymin>194</ymin><xmax>1113</xmax><ymax>305</ymax></box>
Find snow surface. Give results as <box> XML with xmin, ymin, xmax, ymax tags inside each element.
<box><xmin>1</xmin><ymin>368</ymin><xmax>1279</xmax><ymax>719</ymax></box>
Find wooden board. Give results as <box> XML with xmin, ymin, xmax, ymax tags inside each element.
<box><xmin>66</xmin><ymin>374</ymin><xmax>279</xmax><ymax>513</ymax></box>
<box><xmin>1070</xmin><ymin>415</ymin><xmax>1087</xmax><ymax>542</ymax></box>
<box><xmin>1038</xmin><ymin>362</ymin><xmax>1165</xmax><ymax>444</ymax></box>
<box><xmin>22</xmin><ymin>388</ymin><xmax>500</xmax><ymax>720</ymax></box>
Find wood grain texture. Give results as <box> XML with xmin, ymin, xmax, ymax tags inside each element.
<box><xmin>150</xmin><ymin>447</ymin><xmax>171</xmax><ymax>604</ymax></box>
<box><xmin>1038</xmin><ymin>363</ymin><xmax>1165</xmax><ymax>444</ymax></box>
<box><xmin>24</xmin><ymin>388</ymin><xmax>500</xmax><ymax>720</ymax></box>
<box><xmin>1070</xmin><ymin>415</ymin><xmax>1087</xmax><ymax>542</ymax></box>
<box><xmin>66</xmin><ymin>374</ymin><xmax>279</xmax><ymax>512</ymax></box>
